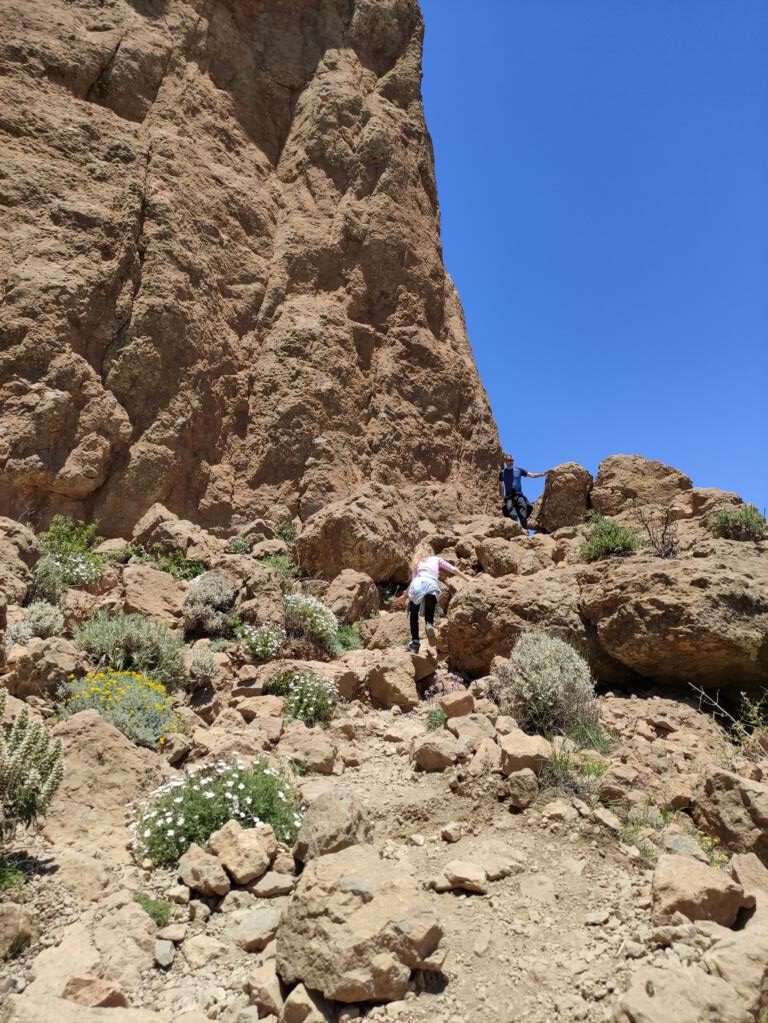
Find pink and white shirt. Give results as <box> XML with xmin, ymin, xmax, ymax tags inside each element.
<box><xmin>412</xmin><ymin>556</ymin><xmax>457</xmax><ymax>580</ymax></box>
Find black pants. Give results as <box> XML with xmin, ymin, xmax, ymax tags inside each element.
<box><xmin>408</xmin><ymin>595</ymin><xmax>437</xmax><ymax>643</ymax></box>
<box><xmin>502</xmin><ymin>493</ymin><xmax>529</xmax><ymax>529</ymax></box>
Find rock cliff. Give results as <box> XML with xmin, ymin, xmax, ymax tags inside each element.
<box><xmin>0</xmin><ymin>0</ymin><xmax>499</xmax><ymax>534</ymax></box>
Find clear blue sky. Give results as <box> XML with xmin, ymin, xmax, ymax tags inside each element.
<box><xmin>421</xmin><ymin>0</ymin><xmax>768</xmax><ymax>510</ymax></box>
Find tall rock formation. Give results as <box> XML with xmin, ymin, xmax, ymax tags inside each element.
<box><xmin>0</xmin><ymin>0</ymin><xmax>499</xmax><ymax>534</ymax></box>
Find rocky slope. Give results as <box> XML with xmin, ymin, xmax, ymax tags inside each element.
<box><xmin>0</xmin><ymin>0</ymin><xmax>499</xmax><ymax>534</ymax></box>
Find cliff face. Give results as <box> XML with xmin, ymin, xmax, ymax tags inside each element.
<box><xmin>0</xmin><ymin>0</ymin><xmax>499</xmax><ymax>533</ymax></box>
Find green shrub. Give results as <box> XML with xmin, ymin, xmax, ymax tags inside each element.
<box><xmin>130</xmin><ymin>544</ymin><xmax>207</xmax><ymax>581</ymax></box>
<box><xmin>33</xmin><ymin>515</ymin><xmax>105</xmax><ymax>598</ymax></box>
<box><xmin>427</xmin><ymin>707</ymin><xmax>448</xmax><ymax>731</ymax></box>
<box><xmin>275</xmin><ymin>522</ymin><xmax>297</xmax><ymax>544</ymax></box>
<box><xmin>284</xmin><ymin>593</ymin><xmax>338</xmax><ymax>650</ymax></box>
<box><xmin>490</xmin><ymin>632</ymin><xmax>598</xmax><ymax>737</ymax></box>
<box><xmin>187</xmin><ymin>648</ymin><xmax>219</xmax><ymax>690</ymax></box>
<box><xmin>237</xmin><ymin>623</ymin><xmax>286</xmax><ymax>661</ymax></box>
<box><xmin>182</xmin><ymin>572</ymin><xmax>237</xmax><ymax>637</ymax></box>
<box><xmin>5</xmin><ymin>601</ymin><xmax>64</xmax><ymax>647</ymax></box>
<box><xmin>331</xmin><ymin>624</ymin><xmax>363</xmax><ymax>655</ymax></box>
<box><xmin>134</xmin><ymin>892</ymin><xmax>172</xmax><ymax>927</ymax></box>
<box><xmin>258</xmin><ymin>554</ymin><xmax>297</xmax><ymax>582</ymax></box>
<box><xmin>132</xmin><ymin>759</ymin><xmax>301</xmax><ymax>866</ymax></box>
<box><xmin>0</xmin><ymin>689</ymin><xmax>64</xmax><ymax>846</ymax></box>
<box><xmin>566</xmin><ymin>721</ymin><xmax>616</xmax><ymax>755</ymax></box>
<box><xmin>709</xmin><ymin>504</ymin><xmax>766</xmax><ymax>542</ymax></box>
<box><xmin>73</xmin><ymin>611</ymin><xmax>186</xmax><ymax>689</ymax></box>
<box><xmin>265</xmin><ymin>668</ymin><xmax>338</xmax><ymax>727</ymax></box>
<box><xmin>580</xmin><ymin>512</ymin><xmax>642</xmax><ymax>562</ymax></box>
<box><xmin>60</xmin><ymin>670</ymin><xmax>176</xmax><ymax>748</ymax></box>
<box><xmin>0</xmin><ymin>856</ymin><xmax>24</xmax><ymax>892</ymax></box>
<box><xmin>225</xmin><ymin>537</ymin><xmax>251</xmax><ymax>555</ymax></box>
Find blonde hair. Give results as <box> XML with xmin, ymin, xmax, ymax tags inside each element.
<box><xmin>411</xmin><ymin>541</ymin><xmax>433</xmax><ymax>571</ymax></box>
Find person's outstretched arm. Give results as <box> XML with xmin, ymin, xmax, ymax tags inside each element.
<box><xmin>525</xmin><ymin>468</ymin><xmax>553</xmax><ymax>480</ymax></box>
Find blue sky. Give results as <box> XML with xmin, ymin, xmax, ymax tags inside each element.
<box><xmin>420</xmin><ymin>0</ymin><xmax>768</xmax><ymax>510</ymax></box>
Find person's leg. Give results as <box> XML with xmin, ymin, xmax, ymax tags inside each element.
<box><xmin>514</xmin><ymin>494</ymin><xmax>528</xmax><ymax>530</ymax></box>
<box><xmin>407</xmin><ymin>600</ymin><xmax>420</xmax><ymax>651</ymax></box>
<box><xmin>423</xmin><ymin>594</ymin><xmax>437</xmax><ymax>645</ymax></box>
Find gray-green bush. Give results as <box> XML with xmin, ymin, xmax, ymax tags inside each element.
<box><xmin>5</xmin><ymin>601</ymin><xmax>65</xmax><ymax>647</ymax></box>
<box><xmin>182</xmin><ymin>572</ymin><xmax>237</xmax><ymax>636</ymax></box>
<box><xmin>73</xmin><ymin>612</ymin><xmax>186</xmax><ymax>689</ymax></box>
<box><xmin>490</xmin><ymin>632</ymin><xmax>598</xmax><ymax>737</ymax></box>
<box><xmin>580</xmin><ymin>512</ymin><xmax>642</xmax><ymax>562</ymax></box>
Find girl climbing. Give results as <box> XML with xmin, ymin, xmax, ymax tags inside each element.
<box><xmin>399</xmin><ymin>543</ymin><xmax>472</xmax><ymax>653</ymax></box>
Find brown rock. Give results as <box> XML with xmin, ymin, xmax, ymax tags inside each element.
<box><xmin>325</xmin><ymin>570</ymin><xmax>380</xmax><ymax>625</ymax></box>
<box><xmin>246</xmin><ymin>960</ymin><xmax>285</xmax><ymax>1017</ymax></box>
<box><xmin>208</xmin><ymin>820</ymin><xmax>272</xmax><ymax>885</ymax></box>
<box><xmin>591</xmin><ymin>455</ymin><xmax>692</xmax><ymax>516</ymax></box>
<box><xmin>46</xmin><ymin>711</ymin><xmax>163</xmax><ymax>862</ymax></box>
<box><xmin>702</xmin><ymin>924</ymin><xmax>768</xmax><ymax>1016</ymax></box>
<box><xmin>231</xmin><ymin>906</ymin><xmax>282</xmax><ymax>952</ymax></box>
<box><xmin>439</xmin><ymin>689</ymin><xmax>474</xmax><ymax>718</ymax></box>
<box><xmin>506</xmin><ymin>768</ymin><xmax>539</xmax><ymax>809</ymax></box>
<box><xmin>614</xmin><ymin>964</ymin><xmax>746</xmax><ymax>1023</ymax></box>
<box><xmin>651</xmin><ymin>853</ymin><xmax>751</xmax><ymax>925</ymax></box>
<box><xmin>62</xmin><ymin>975</ymin><xmax>128</xmax><ymax>1009</ymax></box>
<box><xmin>498</xmin><ymin>732</ymin><xmax>552</xmax><ymax>775</ymax></box>
<box><xmin>294</xmin><ymin>791</ymin><xmax>373</xmax><ymax>863</ymax></box>
<box><xmin>692</xmin><ymin>768</ymin><xmax>768</xmax><ymax>862</ymax></box>
<box><xmin>363</xmin><ymin>649</ymin><xmax>419</xmax><ymax>710</ymax></box>
<box><xmin>730</xmin><ymin>853</ymin><xmax>768</xmax><ymax>922</ymax></box>
<box><xmin>431</xmin><ymin>859</ymin><xmax>488</xmax><ymax>894</ymax></box>
<box><xmin>0</xmin><ymin>903</ymin><xmax>36</xmax><ymax>959</ymax></box>
<box><xmin>529</xmin><ymin>462</ymin><xmax>593</xmax><ymax>532</ymax></box>
<box><xmin>411</xmin><ymin>732</ymin><xmax>459</xmax><ymax>772</ymax></box>
<box><xmin>178</xmin><ymin>843</ymin><xmax>231</xmax><ymax>898</ymax></box>
<box><xmin>122</xmin><ymin>564</ymin><xmax>185</xmax><ymax>621</ymax></box>
<box><xmin>6</xmin><ymin>636</ymin><xmax>86</xmax><ymax>699</ymax></box>
<box><xmin>278</xmin><ymin>723</ymin><xmax>337</xmax><ymax>775</ymax></box>
<box><xmin>281</xmin><ymin>983</ymin><xmax>333</xmax><ymax>1023</ymax></box>
<box><xmin>0</xmin><ymin>517</ymin><xmax>38</xmax><ymax>602</ymax></box>
<box><xmin>358</xmin><ymin>613</ymin><xmax>411</xmax><ymax>652</ymax></box>
<box><xmin>276</xmin><ymin>845</ymin><xmax>444</xmax><ymax>1003</ymax></box>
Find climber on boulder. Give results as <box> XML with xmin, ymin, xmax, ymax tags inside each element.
<box><xmin>395</xmin><ymin>544</ymin><xmax>472</xmax><ymax>654</ymax></box>
<box><xmin>498</xmin><ymin>454</ymin><xmax>552</xmax><ymax>529</ymax></box>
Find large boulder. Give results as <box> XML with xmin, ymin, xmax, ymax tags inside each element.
<box><xmin>614</xmin><ymin>964</ymin><xmax>747</xmax><ymax>1023</ymax></box>
<box><xmin>578</xmin><ymin>551</ymin><xmax>768</xmax><ymax>686</ymax></box>
<box><xmin>474</xmin><ymin>535</ymin><xmax>556</xmax><ymax>578</ymax></box>
<box><xmin>5</xmin><ymin>636</ymin><xmax>86</xmax><ymax>699</ymax></box>
<box><xmin>651</xmin><ymin>853</ymin><xmax>750</xmax><ymax>926</ymax></box>
<box><xmin>131</xmin><ymin>505</ymin><xmax>223</xmax><ymax>563</ymax></box>
<box><xmin>692</xmin><ymin>768</ymin><xmax>768</xmax><ymax>863</ymax></box>
<box><xmin>443</xmin><ymin>571</ymin><xmax>590</xmax><ymax>677</ymax></box>
<box><xmin>591</xmin><ymin>455</ymin><xmax>692</xmax><ymax>516</ymax></box>
<box><xmin>529</xmin><ymin>462</ymin><xmax>593</xmax><ymax>532</ymax></box>
<box><xmin>295</xmin><ymin>487</ymin><xmax>420</xmax><ymax>583</ymax></box>
<box><xmin>122</xmin><ymin>564</ymin><xmax>185</xmax><ymax>621</ymax></box>
<box><xmin>0</xmin><ymin>517</ymin><xmax>38</xmax><ymax>603</ymax></box>
<box><xmin>276</xmin><ymin>845</ymin><xmax>444</xmax><ymax>1003</ymax></box>
<box><xmin>46</xmin><ymin>711</ymin><xmax>164</xmax><ymax>862</ymax></box>
<box><xmin>325</xmin><ymin>569</ymin><xmax>380</xmax><ymax>624</ymax></box>
<box><xmin>334</xmin><ymin>648</ymin><xmax>420</xmax><ymax>708</ymax></box>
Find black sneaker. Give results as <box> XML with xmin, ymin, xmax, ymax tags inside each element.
<box><xmin>407</xmin><ymin>640</ymin><xmax>420</xmax><ymax>653</ymax></box>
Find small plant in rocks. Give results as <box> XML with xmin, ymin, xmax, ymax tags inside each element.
<box><xmin>187</xmin><ymin>648</ymin><xmax>219</xmax><ymax>690</ymax></box>
<box><xmin>74</xmin><ymin>611</ymin><xmax>186</xmax><ymax>689</ymax></box>
<box><xmin>182</xmin><ymin>572</ymin><xmax>237</xmax><ymax>637</ymax></box>
<box><xmin>258</xmin><ymin>554</ymin><xmax>297</xmax><ymax>584</ymax></box>
<box><xmin>709</xmin><ymin>504</ymin><xmax>766</xmax><ymax>542</ymax></box>
<box><xmin>283</xmin><ymin>592</ymin><xmax>338</xmax><ymax>650</ymax></box>
<box><xmin>130</xmin><ymin>544</ymin><xmax>207</xmax><ymax>581</ymax></box>
<box><xmin>237</xmin><ymin>623</ymin><xmax>286</xmax><ymax>662</ymax></box>
<box><xmin>265</xmin><ymin>668</ymin><xmax>338</xmax><ymax>727</ymax></box>
<box><xmin>580</xmin><ymin>512</ymin><xmax>642</xmax><ymax>562</ymax></box>
<box><xmin>225</xmin><ymin>536</ymin><xmax>251</xmax><ymax>555</ymax></box>
<box><xmin>426</xmin><ymin>707</ymin><xmax>448</xmax><ymax>731</ymax></box>
<box><xmin>275</xmin><ymin>521</ymin><xmax>297</xmax><ymax>544</ymax></box>
<box><xmin>331</xmin><ymin>623</ymin><xmax>363</xmax><ymax>654</ymax></box>
<box><xmin>5</xmin><ymin>601</ymin><xmax>65</xmax><ymax>647</ymax></box>
<box><xmin>490</xmin><ymin>632</ymin><xmax>598</xmax><ymax>737</ymax></box>
<box><xmin>0</xmin><ymin>689</ymin><xmax>64</xmax><ymax>847</ymax></box>
<box><xmin>33</xmin><ymin>514</ymin><xmax>106</xmax><ymax>600</ymax></box>
<box><xmin>131</xmin><ymin>759</ymin><xmax>301</xmax><ymax>866</ymax></box>
<box><xmin>134</xmin><ymin>892</ymin><xmax>173</xmax><ymax>927</ymax></box>
<box><xmin>60</xmin><ymin>671</ymin><xmax>176</xmax><ymax>749</ymax></box>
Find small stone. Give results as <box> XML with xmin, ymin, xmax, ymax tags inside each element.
<box><xmin>157</xmin><ymin>923</ymin><xmax>187</xmax><ymax>943</ymax></box>
<box><xmin>154</xmin><ymin>939</ymin><xmax>175</xmax><ymax>968</ymax></box>
<box><xmin>584</xmin><ymin>909</ymin><xmax>610</xmax><ymax>926</ymax></box>
<box><xmin>178</xmin><ymin>843</ymin><xmax>230</xmax><ymax>897</ymax></box>
<box><xmin>439</xmin><ymin>689</ymin><xmax>475</xmax><ymax>719</ymax></box>
<box><xmin>432</xmin><ymin>859</ymin><xmax>488</xmax><ymax>894</ymax></box>
<box><xmin>62</xmin><ymin>975</ymin><xmax>128</xmax><ymax>1008</ymax></box>
<box><xmin>441</xmin><ymin>822</ymin><xmax>463</xmax><ymax>843</ymax></box>
<box><xmin>182</xmin><ymin>934</ymin><xmax>226</xmax><ymax>969</ymax></box>
<box><xmin>232</xmin><ymin>906</ymin><xmax>282</xmax><ymax>952</ymax></box>
<box><xmin>208</xmin><ymin>819</ymin><xmax>272</xmax><ymax>885</ymax></box>
<box><xmin>507</xmin><ymin>768</ymin><xmax>539</xmax><ymax>810</ymax></box>
<box><xmin>248</xmin><ymin>872</ymin><xmax>296</xmax><ymax>898</ymax></box>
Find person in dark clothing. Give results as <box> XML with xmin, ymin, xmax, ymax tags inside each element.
<box><xmin>498</xmin><ymin>454</ymin><xmax>552</xmax><ymax>528</ymax></box>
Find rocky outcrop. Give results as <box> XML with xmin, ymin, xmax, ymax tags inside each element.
<box><xmin>0</xmin><ymin>0</ymin><xmax>498</xmax><ymax>534</ymax></box>
<box><xmin>529</xmin><ymin>462</ymin><xmax>592</xmax><ymax>532</ymax></box>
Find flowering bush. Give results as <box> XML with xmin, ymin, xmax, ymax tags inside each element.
<box><xmin>182</xmin><ymin>572</ymin><xmax>237</xmax><ymax>636</ymax></box>
<box><xmin>73</xmin><ymin>611</ymin><xmax>186</xmax><ymax>689</ymax></box>
<box><xmin>131</xmin><ymin>759</ymin><xmax>301</xmax><ymax>866</ymax></box>
<box><xmin>490</xmin><ymin>632</ymin><xmax>598</xmax><ymax>736</ymax></box>
<box><xmin>265</xmin><ymin>668</ymin><xmax>338</xmax><ymax>727</ymax></box>
<box><xmin>237</xmin><ymin>623</ymin><xmax>285</xmax><ymax>661</ymax></box>
<box><xmin>0</xmin><ymin>689</ymin><xmax>64</xmax><ymax>846</ymax></box>
<box><xmin>283</xmin><ymin>593</ymin><xmax>338</xmax><ymax>650</ymax></box>
<box><xmin>60</xmin><ymin>671</ymin><xmax>176</xmax><ymax>748</ymax></box>
<box><xmin>33</xmin><ymin>515</ymin><xmax>105</xmax><ymax>601</ymax></box>
<box><xmin>5</xmin><ymin>601</ymin><xmax>64</xmax><ymax>647</ymax></box>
